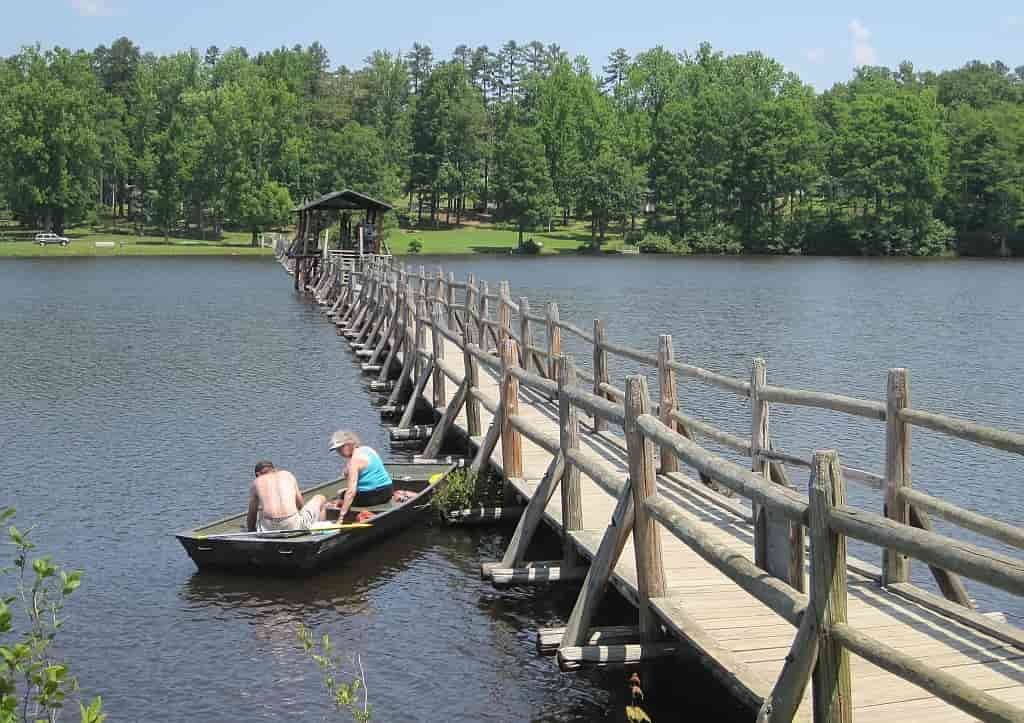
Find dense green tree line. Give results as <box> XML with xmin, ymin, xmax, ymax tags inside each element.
<box><xmin>0</xmin><ymin>38</ymin><xmax>1021</xmax><ymax>254</ymax></box>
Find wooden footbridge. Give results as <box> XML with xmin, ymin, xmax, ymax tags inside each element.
<box><xmin>281</xmin><ymin>251</ymin><xmax>1024</xmax><ymax>722</ymax></box>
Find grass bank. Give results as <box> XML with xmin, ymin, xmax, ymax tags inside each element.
<box><xmin>0</xmin><ymin>229</ymin><xmax>272</xmax><ymax>258</ymax></box>
<box><xmin>389</xmin><ymin>222</ymin><xmax>628</xmax><ymax>255</ymax></box>
<box><xmin>1</xmin><ymin>220</ymin><xmax>633</xmax><ymax>257</ymax></box>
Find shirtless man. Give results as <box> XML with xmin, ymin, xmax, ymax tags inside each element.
<box><xmin>245</xmin><ymin>460</ymin><xmax>326</xmax><ymax>532</ymax></box>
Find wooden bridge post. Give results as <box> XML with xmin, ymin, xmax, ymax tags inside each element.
<box><xmin>414</xmin><ymin>293</ymin><xmax>426</xmax><ymax>381</ymax></box>
<box><xmin>751</xmin><ymin>358</ymin><xmax>771</xmax><ymax>570</ymax></box>
<box><xmin>383</xmin><ymin>283</ymin><xmax>417</xmax><ymax>408</ymax></box>
<box><xmin>558</xmin><ymin>355</ymin><xmax>584</xmax><ymax>567</ymax></box>
<box><xmin>377</xmin><ymin>288</ymin><xmax>404</xmax><ymax>383</ymax></box>
<box><xmin>478</xmin><ymin>280</ymin><xmax>490</xmax><ymax>352</ymax></box>
<box><xmin>592</xmin><ymin>319</ymin><xmax>609</xmax><ymax>432</ymax></box>
<box><xmin>498</xmin><ymin>281</ymin><xmax>512</xmax><ymax>350</ymax></box>
<box><xmin>547</xmin><ymin>303</ymin><xmax>561</xmax><ymax>381</ymax></box>
<box><xmin>465</xmin><ymin>273</ymin><xmax>476</xmax><ymax>326</ymax></box>
<box><xmin>434</xmin><ymin>268</ymin><xmax>445</xmax><ymax>319</ymax></box>
<box><xmin>625</xmin><ymin>375</ymin><xmax>666</xmax><ymax>640</ymax></box>
<box><xmin>431</xmin><ymin>305</ymin><xmax>446</xmax><ymax>408</ymax></box>
<box><xmin>658</xmin><ymin>335</ymin><xmax>680</xmax><ymax>474</ymax></box>
<box><xmin>447</xmin><ymin>272</ymin><xmax>457</xmax><ymax>330</ymax></box>
<box><xmin>463</xmin><ymin>279</ymin><xmax>482</xmax><ymax>438</ymax></box>
<box><xmin>519</xmin><ymin>297</ymin><xmax>532</xmax><ymax>372</ymax></box>
<box><xmin>809</xmin><ymin>450</ymin><xmax>852</xmax><ymax>723</ymax></box>
<box><xmin>500</xmin><ymin>339</ymin><xmax>523</xmax><ymax>478</ymax></box>
<box><xmin>883</xmin><ymin>368</ymin><xmax>911</xmax><ymax>586</ymax></box>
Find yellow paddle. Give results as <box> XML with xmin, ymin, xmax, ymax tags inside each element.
<box><xmin>197</xmin><ymin>523</ymin><xmax>372</xmax><ymax>541</ymax></box>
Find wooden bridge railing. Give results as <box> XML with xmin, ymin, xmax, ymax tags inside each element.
<box><xmin>307</xmin><ymin>258</ymin><xmax>1024</xmax><ymax>722</ymax></box>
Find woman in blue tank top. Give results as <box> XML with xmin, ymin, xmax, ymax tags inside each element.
<box><xmin>329</xmin><ymin>430</ymin><xmax>394</xmax><ymax>518</ymax></box>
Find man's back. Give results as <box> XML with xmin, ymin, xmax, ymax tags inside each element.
<box><xmin>252</xmin><ymin>469</ymin><xmax>299</xmax><ymax>519</ymax></box>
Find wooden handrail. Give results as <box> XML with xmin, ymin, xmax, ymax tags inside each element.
<box><xmin>600</xmin><ymin>338</ymin><xmax>658</xmax><ymax>366</ymax></box>
<box><xmin>670</xmin><ymin>409</ymin><xmax>751</xmax><ymax>454</ymax></box>
<box><xmin>827</xmin><ymin>505</ymin><xmax>1024</xmax><ymax>596</ymax></box>
<box><xmin>645</xmin><ymin>493</ymin><xmax>807</xmax><ymax>626</ymax></box>
<box><xmin>636</xmin><ymin>414</ymin><xmax>809</xmax><ymax>524</ymax></box>
<box><xmin>759</xmin><ymin>384</ymin><xmax>886</xmax><ymax>420</ymax></box>
<box><xmin>667</xmin><ymin>359</ymin><xmax>751</xmax><ymax>397</ymax></box>
<box><xmin>555</xmin><ymin>319</ymin><xmax>595</xmax><ymax>343</ymax></box>
<box><xmin>560</xmin><ymin>383</ymin><xmax>626</xmax><ymax>427</ymax></box>
<box><xmin>899</xmin><ymin>407</ymin><xmax>1024</xmax><ymax>455</ymax></box>
<box><xmin>506</xmin><ymin>364</ymin><xmax>558</xmax><ymax>396</ymax></box>
<box><xmin>899</xmin><ymin>486</ymin><xmax>1024</xmax><ymax>550</ymax></box>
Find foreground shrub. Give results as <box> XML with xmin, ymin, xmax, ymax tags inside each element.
<box><xmin>1</xmin><ymin>507</ymin><xmax>104</xmax><ymax>723</ymax></box>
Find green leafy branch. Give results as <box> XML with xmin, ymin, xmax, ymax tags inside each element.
<box><xmin>296</xmin><ymin>624</ymin><xmax>370</xmax><ymax>722</ymax></box>
<box><xmin>0</xmin><ymin>507</ymin><xmax>104</xmax><ymax>723</ymax></box>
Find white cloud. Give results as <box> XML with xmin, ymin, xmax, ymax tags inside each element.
<box><xmin>848</xmin><ymin>19</ymin><xmax>877</xmax><ymax>66</ymax></box>
<box><xmin>70</xmin><ymin>0</ymin><xmax>112</xmax><ymax>16</ymax></box>
<box><xmin>805</xmin><ymin>48</ymin><xmax>826</xmax><ymax>64</ymax></box>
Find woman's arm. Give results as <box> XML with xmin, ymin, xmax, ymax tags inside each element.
<box><xmin>336</xmin><ymin>456</ymin><xmax>366</xmax><ymax>518</ymax></box>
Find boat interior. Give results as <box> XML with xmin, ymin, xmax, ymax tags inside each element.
<box><xmin>184</xmin><ymin>463</ymin><xmax>452</xmax><ymax>538</ymax></box>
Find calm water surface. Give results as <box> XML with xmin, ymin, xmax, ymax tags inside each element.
<box><xmin>2</xmin><ymin>254</ymin><xmax>1022</xmax><ymax>721</ymax></box>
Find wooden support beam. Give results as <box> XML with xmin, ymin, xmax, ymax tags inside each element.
<box><xmin>377</xmin><ymin>326</ymin><xmax>404</xmax><ymax>383</ymax></box>
<box><xmin>559</xmin><ymin>356</ymin><xmax>583</xmax><ymax>569</ymax></box>
<box><xmin>561</xmin><ymin>479</ymin><xmax>635</xmax><ymax>648</ymax></box>
<box><xmin>477</xmin><ymin>280</ymin><xmax>489</xmax><ymax>352</ymax></box>
<box><xmin>385</xmin><ymin>337</ymin><xmax>414</xmax><ymax>407</ymax></box>
<box><xmin>557</xmin><ymin>643</ymin><xmax>682</xmax><ymax>672</ymax></box>
<box><xmin>431</xmin><ymin>306</ymin><xmax>446</xmax><ymax>408</ymax></box>
<box><xmin>468</xmin><ymin>399</ymin><xmax>503</xmax><ymax>477</ymax></box>
<box><xmin>500</xmin><ymin>339</ymin><xmax>523</xmax><ymax>479</ymax></box>
<box><xmin>592</xmin><ymin>319</ymin><xmax>609</xmax><ymax>432</ymax></box>
<box><xmin>758</xmin><ymin>605</ymin><xmax>818</xmax><ymax>723</ymax></box>
<box><xmin>751</xmin><ymin>358</ymin><xmax>770</xmax><ymax>571</ymax></box>
<box><xmin>625</xmin><ymin>376</ymin><xmax>666</xmax><ymax>641</ymax></box>
<box><xmin>907</xmin><ymin>502</ymin><xmax>974</xmax><ymax>608</ymax></box>
<box><xmin>411</xmin><ymin>294</ymin><xmax>425</xmax><ymax>380</ymax></box>
<box><xmin>422</xmin><ymin>377</ymin><xmax>468</xmax><ymax>458</ymax></box>
<box><xmin>491</xmin><ymin>562</ymin><xmax>587</xmax><ymax>587</ymax></box>
<box><xmin>657</xmin><ymin>334</ymin><xmax>679</xmax><ymax>474</ymax></box>
<box><xmin>546</xmin><ymin>302</ymin><xmax>561</xmax><ymax>381</ymax></box>
<box><xmin>884</xmin><ymin>368</ymin><xmax>911</xmax><ymax>585</ymax></box>
<box><xmin>443</xmin><ymin>506</ymin><xmax>523</xmax><ymax>525</ymax></box>
<box><xmin>537</xmin><ymin>625</ymin><xmax>640</xmax><ymax>656</ymax></box>
<box><xmin>389</xmin><ymin>425</ymin><xmax>432</xmax><ymax>441</ymax></box>
<box><xmin>519</xmin><ymin>297</ymin><xmax>532</xmax><ymax>372</ymax></box>
<box><xmin>498</xmin><ymin>281</ymin><xmax>512</xmax><ymax>349</ymax></box>
<box><xmin>462</xmin><ymin>321</ymin><xmax>481</xmax><ymax>437</ymax></box>
<box><xmin>398</xmin><ymin>359</ymin><xmax>433</xmax><ymax>429</ymax></box>
<box><xmin>447</xmin><ymin>272</ymin><xmax>457</xmax><ymax>329</ymax></box>
<box><xmin>809</xmin><ymin>450</ymin><xmax>852</xmax><ymax>723</ymax></box>
<box><xmin>769</xmin><ymin>457</ymin><xmax>807</xmax><ymax>594</ymax></box>
<box><xmin>493</xmin><ymin>454</ymin><xmax>565</xmax><ymax>572</ymax></box>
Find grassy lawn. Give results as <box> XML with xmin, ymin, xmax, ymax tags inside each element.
<box><xmin>389</xmin><ymin>222</ymin><xmax>628</xmax><ymax>255</ymax></box>
<box><xmin>0</xmin><ymin>228</ymin><xmax>273</xmax><ymax>257</ymax></box>
<box><xmin>0</xmin><ymin>219</ymin><xmax>633</xmax><ymax>257</ymax></box>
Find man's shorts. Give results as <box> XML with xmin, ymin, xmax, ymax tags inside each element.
<box><xmin>258</xmin><ymin>500</ymin><xmax>319</xmax><ymax>532</ymax></box>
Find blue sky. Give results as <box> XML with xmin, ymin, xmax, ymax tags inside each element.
<box><xmin>2</xmin><ymin>0</ymin><xmax>1021</xmax><ymax>89</ymax></box>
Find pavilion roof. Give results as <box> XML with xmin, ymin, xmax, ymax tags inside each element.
<box><xmin>295</xmin><ymin>189</ymin><xmax>393</xmax><ymax>213</ymax></box>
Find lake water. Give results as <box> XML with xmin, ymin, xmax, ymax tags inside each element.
<box><xmin>1</xmin><ymin>254</ymin><xmax>1022</xmax><ymax>720</ymax></box>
